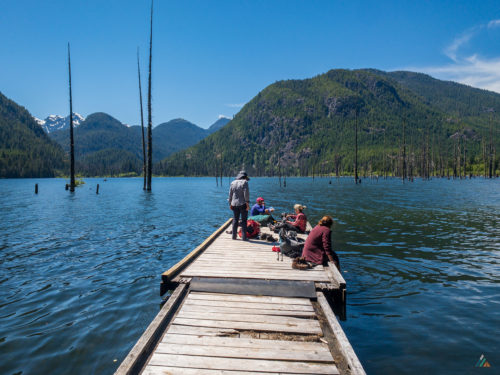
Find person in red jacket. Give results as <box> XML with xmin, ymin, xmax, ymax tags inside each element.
<box><xmin>302</xmin><ymin>215</ymin><xmax>340</xmax><ymax>270</ymax></box>
<box><xmin>271</xmin><ymin>204</ymin><xmax>308</xmax><ymax>233</ymax></box>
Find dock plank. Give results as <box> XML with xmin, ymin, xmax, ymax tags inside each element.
<box><xmin>148</xmin><ymin>353</ymin><xmax>339</xmax><ymax>374</ymax></box>
<box><xmin>143</xmin><ymin>367</ymin><xmax>264</xmax><ymax>375</ymax></box>
<box><xmin>154</xmin><ymin>342</ymin><xmax>333</xmax><ymax>362</ymax></box>
<box><xmin>176</xmin><ymin>311</ymin><xmax>317</xmax><ymax>325</ymax></box>
<box><xmin>172</xmin><ymin>318</ymin><xmax>323</xmax><ymax>335</ymax></box>
<box><xmin>188</xmin><ymin>292</ymin><xmax>313</xmax><ymax>305</ymax></box>
<box><xmin>183</xmin><ymin>299</ymin><xmax>315</xmax><ymax>312</ymax></box>
<box><xmin>161</xmin><ymin>334</ymin><xmax>330</xmax><ymax>352</ymax></box>
<box><xmin>181</xmin><ymin>270</ymin><xmax>330</xmax><ymax>282</ymax></box>
<box><xmin>166</xmin><ymin>325</ymin><xmax>241</xmax><ymax>336</ymax></box>
<box><xmin>180</xmin><ymin>305</ymin><xmax>315</xmax><ymax>317</ymax></box>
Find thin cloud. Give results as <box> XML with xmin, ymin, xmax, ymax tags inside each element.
<box><xmin>218</xmin><ymin>114</ymin><xmax>230</xmax><ymax>119</ymax></box>
<box><xmin>225</xmin><ymin>103</ymin><xmax>245</xmax><ymax>108</ymax></box>
<box><xmin>406</xmin><ymin>19</ymin><xmax>500</xmax><ymax>94</ymax></box>
<box><xmin>487</xmin><ymin>19</ymin><xmax>500</xmax><ymax>28</ymax></box>
<box><xmin>444</xmin><ymin>29</ymin><xmax>476</xmax><ymax>62</ymax></box>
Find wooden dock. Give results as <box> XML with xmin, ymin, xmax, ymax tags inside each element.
<box><xmin>116</xmin><ymin>219</ymin><xmax>365</xmax><ymax>375</ymax></box>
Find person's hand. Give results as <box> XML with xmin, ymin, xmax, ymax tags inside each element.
<box><xmin>230</xmin><ymin>205</ymin><xmax>233</xmax><ymax>210</ymax></box>
<box><xmin>246</xmin><ymin>203</ymin><xmax>249</xmax><ymax>211</ymax></box>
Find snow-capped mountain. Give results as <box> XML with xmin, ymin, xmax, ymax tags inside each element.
<box><xmin>35</xmin><ymin>113</ymin><xmax>85</xmax><ymax>133</ymax></box>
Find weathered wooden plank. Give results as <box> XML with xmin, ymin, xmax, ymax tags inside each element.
<box><xmin>189</xmin><ymin>279</ymin><xmax>317</xmax><ymax>299</ymax></box>
<box><xmin>317</xmin><ymin>292</ymin><xmax>366</xmax><ymax>375</ymax></box>
<box><xmin>161</xmin><ymin>334</ymin><xmax>330</xmax><ymax>352</ymax></box>
<box><xmin>148</xmin><ymin>353</ymin><xmax>339</xmax><ymax>374</ymax></box>
<box><xmin>183</xmin><ymin>299</ymin><xmax>315</xmax><ymax>312</ymax></box>
<box><xmin>180</xmin><ymin>271</ymin><xmax>330</xmax><ymax>282</ymax></box>
<box><xmin>186</xmin><ymin>262</ymin><xmax>325</xmax><ymax>271</ymax></box>
<box><xmin>188</xmin><ymin>293</ymin><xmax>313</xmax><ymax>305</ymax></box>
<box><xmin>173</xmin><ymin>318</ymin><xmax>323</xmax><ymax>335</ymax></box>
<box><xmin>180</xmin><ymin>305</ymin><xmax>315</xmax><ymax>317</ymax></box>
<box><xmin>155</xmin><ymin>342</ymin><xmax>334</xmax><ymax>362</ymax></box>
<box><xmin>114</xmin><ymin>284</ymin><xmax>188</xmax><ymax>375</ymax></box>
<box><xmin>166</xmin><ymin>325</ymin><xmax>241</xmax><ymax>337</ymax></box>
<box><xmin>143</xmin><ymin>366</ymin><xmax>261</xmax><ymax>375</ymax></box>
<box><xmin>176</xmin><ymin>311</ymin><xmax>317</xmax><ymax>325</ymax></box>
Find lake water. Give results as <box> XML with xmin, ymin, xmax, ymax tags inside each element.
<box><xmin>0</xmin><ymin>177</ymin><xmax>498</xmax><ymax>374</ymax></box>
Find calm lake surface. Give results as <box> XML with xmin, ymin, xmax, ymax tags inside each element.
<box><xmin>0</xmin><ymin>177</ymin><xmax>499</xmax><ymax>374</ymax></box>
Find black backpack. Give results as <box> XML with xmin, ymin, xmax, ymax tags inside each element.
<box><xmin>279</xmin><ymin>228</ymin><xmax>305</xmax><ymax>258</ymax></box>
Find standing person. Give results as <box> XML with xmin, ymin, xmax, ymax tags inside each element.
<box><xmin>229</xmin><ymin>170</ymin><xmax>250</xmax><ymax>240</ymax></box>
<box><xmin>302</xmin><ymin>215</ymin><xmax>340</xmax><ymax>269</ymax></box>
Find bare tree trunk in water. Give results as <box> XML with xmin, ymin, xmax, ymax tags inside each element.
<box><xmin>489</xmin><ymin>120</ymin><xmax>493</xmax><ymax>178</ymax></box>
<box><xmin>137</xmin><ymin>48</ymin><xmax>146</xmax><ymax>190</ymax></box>
<box><xmin>278</xmin><ymin>159</ymin><xmax>281</xmax><ymax>187</ymax></box>
<box><xmin>146</xmin><ymin>0</ymin><xmax>154</xmax><ymax>191</ymax></box>
<box><xmin>483</xmin><ymin>137</ymin><xmax>487</xmax><ymax>178</ymax></box>
<box><xmin>463</xmin><ymin>137</ymin><xmax>467</xmax><ymax>179</ymax></box>
<box><xmin>68</xmin><ymin>43</ymin><xmax>75</xmax><ymax>192</ymax></box>
<box><xmin>453</xmin><ymin>138</ymin><xmax>457</xmax><ymax>178</ymax></box>
<box><xmin>354</xmin><ymin>112</ymin><xmax>358</xmax><ymax>184</ymax></box>
<box><xmin>402</xmin><ymin>121</ymin><xmax>406</xmax><ymax>183</ymax></box>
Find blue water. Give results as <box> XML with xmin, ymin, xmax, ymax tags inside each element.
<box><xmin>0</xmin><ymin>177</ymin><xmax>499</xmax><ymax>374</ymax></box>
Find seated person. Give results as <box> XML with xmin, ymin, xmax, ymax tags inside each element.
<box><xmin>250</xmin><ymin>197</ymin><xmax>274</xmax><ymax>216</ymax></box>
<box><xmin>302</xmin><ymin>215</ymin><xmax>340</xmax><ymax>269</ymax></box>
<box><xmin>272</xmin><ymin>204</ymin><xmax>307</xmax><ymax>233</ymax></box>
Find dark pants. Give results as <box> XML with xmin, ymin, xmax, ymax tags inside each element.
<box><xmin>232</xmin><ymin>204</ymin><xmax>248</xmax><ymax>240</ymax></box>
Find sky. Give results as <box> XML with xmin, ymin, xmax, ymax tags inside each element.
<box><xmin>1</xmin><ymin>0</ymin><xmax>500</xmax><ymax>128</ymax></box>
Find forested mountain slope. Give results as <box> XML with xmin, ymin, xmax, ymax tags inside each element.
<box><xmin>156</xmin><ymin>69</ymin><xmax>499</xmax><ymax>177</ymax></box>
<box><xmin>0</xmin><ymin>92</ymin><xmax>66</xmax><ymax>177</ymax></box>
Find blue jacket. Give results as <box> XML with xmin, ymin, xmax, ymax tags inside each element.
<box><xmin>251</xmin><ymin>203</ymin><xmax>266</xmax><ymax>216</ymax></box>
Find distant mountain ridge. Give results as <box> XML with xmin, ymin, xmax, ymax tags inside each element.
<box><xmin>35</xmin><ymin>113</ymin><xmax>85</xmax><ymax>133</ymax></box>
<box><xmin>47</xmin><ymin>114</ymin><xmax>231</xmax><ymax>176</ymax></box>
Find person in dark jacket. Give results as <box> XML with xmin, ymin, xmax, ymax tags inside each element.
<box><xmin>302</xmin><ymin>215</ymin><xmax>340</xmax><ymax>269</ymax></box>
<box><xmin>228</xmin><ymin>170</ymin><xmax>250</xmax><ymax>240</ymax></box>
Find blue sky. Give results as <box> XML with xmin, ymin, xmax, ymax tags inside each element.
<box><xmin>1</xmin><ymin>0</ymin><xmax>499</xmax><ymax>128</ymax></box>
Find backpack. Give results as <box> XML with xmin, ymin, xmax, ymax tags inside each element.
<box><xmin>238</xmin><ymin>219</ymin><xmax>261</xmax><ymax>239</ymax></box>
<box><xmin>279</xmin><ymin>228</ymin><xmax>305</xmax><ymax>258</ymax></box>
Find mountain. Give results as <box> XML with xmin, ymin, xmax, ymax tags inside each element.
<box><xmin>49</xmin><ymin>112</ymin><xmax>143</xmax><ymax>176</ymax></box>
<box><xmin>0</xmin><ymin>92</ymin><xmax>66</xmax><ymax>177</ymax></box>
<box><xmin>207</xmin><ymin>116</ymin><xmax>231</xmax><ymax>134</ymax></box>
<box><xmin>155</xmin><ymin>69</ymin><xmax>500</xmax><ymax>177</ymax></box>
<box><xmin>36</xmin><ymin>113</ymin><xmax>85</xmax><ymax>133</ymax></box>
<box><xmin>49</xmin><ymin>115</ymin><xmax>220</xmax><ymax>176</ymax></box>
<box><xmin>153</xmin><ymin>118</ymin><xmax>208</xmax><ymax>160</ymax></box>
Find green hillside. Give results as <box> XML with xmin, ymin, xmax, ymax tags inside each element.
<box><xmin>0</xmin><ymin>92</ymin><xmax>66</xmax><ymax>177</ymax></box>
<box><xmin>155</xmin><ymin>69</ymin><xmax>499</xmax><ymax>177</ymax></box>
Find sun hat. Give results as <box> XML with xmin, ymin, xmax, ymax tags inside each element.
<box><xmin>256</xmin><ymin>197</ymin><xmax>264</xmax><ymax>203</ymax></box>
<box><xmin>236</xmin><ymin>170</ymin><xmax>250</xmax><ymax>180</ymax></box>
